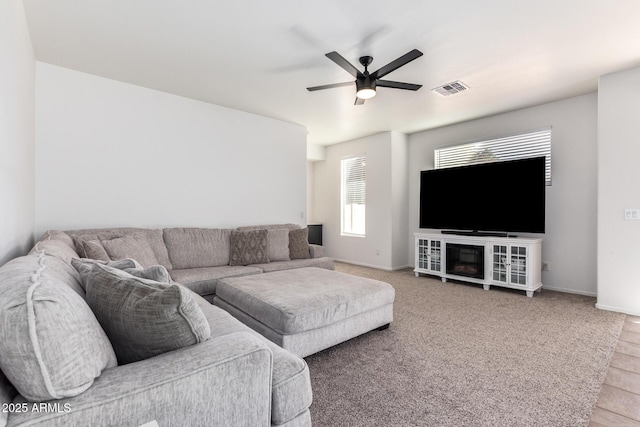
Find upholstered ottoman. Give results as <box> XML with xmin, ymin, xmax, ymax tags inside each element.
<box><xmin>213</xmin><ymin>267</ymin><xmax>395</xmax><ymax>358</ymax></box>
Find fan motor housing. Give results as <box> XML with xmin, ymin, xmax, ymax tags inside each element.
<box><xmin>356</xmin><ymin>75</ymin><xmax>377</xmax><ymax>92</ymax></box>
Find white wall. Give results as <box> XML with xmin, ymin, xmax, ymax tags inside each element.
<box><xmin>35</xmin><ymin>63</ymin><xmax>307</xmax><ymax>236</ymax></box>
<box><xmin>408</xmin><ymin>93</ymin><xmax>598</xmax><ymax>295</ymax></box>
<box><xmin>306</xmin><ymin>161</ymin><xmax>315</xmax><ymax>223</ymax></box>
<box><xmin>391</xmin><ymin>132</ymin><xmax>409</xmax><ymax>268</ymax></box>
<box><xmin>0</xmin><ymin>1</ymin><xmax>35</xmax><ymax>264</ymax></box>
<box><xmin>597</xmin><ymin>66</ymin><xmax>640</xmax><ymax>315</ymax></box>
<box><xmin>313</xmin><ymin>131</ymin><xmax>409</xmax><ymax>270</ymax></box>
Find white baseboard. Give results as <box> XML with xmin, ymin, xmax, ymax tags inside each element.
<box><xmin>334</xmin><ymin>260</ymin><xmax>602</xmax><ymax>300</ymax></box>
<box><xmin>541</xmin><ymin>285</ymin><xmax>596</xmax><ymax>297</ymax></box>
<box><xmin>595</xmin><ymin>303</ymin><xmax>640</xmax><ymax>316</ymax></box>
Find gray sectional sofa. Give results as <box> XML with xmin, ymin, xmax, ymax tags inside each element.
<box><xmin>65</xmin><ymin>223</ymin><xmax>334</xmax><ymax>302</ymax></box>
<box><xmin>0</xmin><ymin>224</ymin><xmax>332</xmax><ymax>427</ymax></box>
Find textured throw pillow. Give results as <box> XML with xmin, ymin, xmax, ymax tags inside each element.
<box><xmin>267</xmin><ymin>229</ymin><xmax>290</xmax><ymax>262</ymax></box>
<box><xmin>0</xmin><ymin>253</ymin><xmax>117</xmax><ymax>401</ymax></box>
<box><xmin>84</xmin><ymin>263</ymin><xmax>210</xmax><ymax>364</ymax></box>
<box><xmin>229</xmin><ymin>229</ymin><xmax>270</xmax><ymax>266</ymax></box>
<box><xmin>101</xmin><ymin>234</ymin><xmax>159</xmax><ymax>268</ymax></box>
<box><xmin>82</xmin><ymin>239</ymin><xmax>111</xmax><ymax>261</ymax></box>
<box><xmin>71</xmin><ymin>231</ymin><xmax>122</xmax><ymax>258</ymax></box>
<box><xmin>289</xmin><ymin>227</ymin><xmax>310</xmax><ymax>259</ymax></box>
<box><xmin>124</xmin><ymin>265</ymin><xmax>173</xmax><ymax>283</ymax></box>
<box><xmin>72</xmin><ymin>258</ymin><xmax>143</xmax><ymax>290</ymax></box>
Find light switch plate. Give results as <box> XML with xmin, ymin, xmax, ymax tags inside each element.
<box><xmin>624</xmin><ymin>209</ymin><xmax>639</xmax><ymax>220</ymax></box>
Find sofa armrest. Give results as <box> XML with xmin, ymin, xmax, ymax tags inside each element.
<box><xmin>309</xmin><ymin>244</ymin><xmax>325</xmax><ymax>258</ymax></box>
<box><xmin>7</xmin><ymin>332</ymin><xmax>272</xmax><ymax>427</ymax></box>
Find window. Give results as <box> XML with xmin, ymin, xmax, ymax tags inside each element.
<box><xmin>341</xmin><ymin>155</ymin><xmax>366</xmax><ymax>236</ymax></box>
<box><xmin>434</xmin><ymin>127</ymin><xmax>552</xmax><ymax>185</ymax></box>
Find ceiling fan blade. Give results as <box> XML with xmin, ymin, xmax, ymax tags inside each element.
<box><xmin>354</xmin><ymin>97</ymin><xmax>365</xmax><ymax>105</ymax></box>
<box><xmin>372</xmin><ymin>49</ymin><xmax>423</xmax><ymax>79</ymax></box>
<box><xmin>377</xmin><ymin>80</ymin><xmax>422</xmax><ymax>91</ymax></box>
<box><xmin>326</xmin><ymin>51</ymin><xmax>362</xmax><ymax>78</ymax></box>
<box><xmin>307</xmin><ymin>82</ymin><xmax>354</xmax><ymax>91</ymax></box>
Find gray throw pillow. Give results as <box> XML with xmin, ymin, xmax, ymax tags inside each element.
<box><xmin>267</xmin><ymin>229</ymin><xmax>290</xmax><ymax>262</ymax></box>
<box><xmin>84</xmin><ymin>263</ymin><xmax>210</xmax><ymax>364</ymax></box>
<box><xmin>72</xmin><ymin>258</ymin><xmax>142</xmax><ymax>290</ymax></box>
<box><xmin>71</xmin><ymin>231</ymin><xmax>122</xmax><ymax>258</ymax></box>
<box><xmin>289</xmin><ymin>227</ymin><xmax>311</xmax><ymax>259</ymax></box>
<box><xmin>229</xmin><ymin>229</ymin><xmax>269</xmax><ymax>266</ymax></box>
<box><xmin>124</xmin><ymin>265</ymin><xmax>173</xmax><ymax>283</ymax></box>
<box><xmin>82</xmin><ymin>239</ymin><xmax>110</xmax><ymax>261</ymax></box>
<box><xmin>101</xmin><ymin>234</ymin><xmax>159</xmax><ymax>268</ymax></box>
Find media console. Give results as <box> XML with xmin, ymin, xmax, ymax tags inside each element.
<box><xmin>414</xmin><ymin>232</ymin><xmax>543</xmax><ymax>297</ymax></box>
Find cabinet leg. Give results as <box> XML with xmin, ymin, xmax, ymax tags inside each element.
<box><xmin>483</xmin><ymin>284</ymin><xmax>490</xmax><ymax>291</ymax></box>
<box><xmin>441</xmin><ymin>277</ymin><xmax>447</xmax><ymax>283</ymax></box>
<box><xmin>415</xmin><ymin>272</ymin><xmax>419</xmax><ymax>277</ymax></box>
<box><xmin>526</xmin><ymin>291</ymin><xmax>534</xmax><ymax>297</ymax></box>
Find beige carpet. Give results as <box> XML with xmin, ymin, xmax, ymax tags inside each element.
<box><xmin>305</xmin><ymin>263</ymin><xmax>625</xmax><ymax>427</ymax></box>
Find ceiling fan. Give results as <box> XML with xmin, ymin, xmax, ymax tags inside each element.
<box><xmin>307</xmin><ymin>49</ymin><xmax>423</xmax><ymax>105</ymax></box>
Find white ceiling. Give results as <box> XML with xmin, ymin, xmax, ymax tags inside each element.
<box><xmin>22</xmin><ymin>0</ymin><xmax>640</xmax><ymax>146</ymax></box>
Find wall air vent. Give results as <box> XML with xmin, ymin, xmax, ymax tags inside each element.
<box><xmin>432</xmin><ymin>80</ymin><xmax>469</xmax><ymax>97</ymax></box>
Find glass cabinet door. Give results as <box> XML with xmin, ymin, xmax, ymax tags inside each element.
<box><xmin>492</xmin><ymin>244</ymin><xmax>508</xmax><ymax>283</ymax></box>
<box><xmin>429</xmin><ymin>240</ymin><xmax>441</xmax><ymax>272</ymax></box>
<box><xmin>417</xmin><ymin>239</ymin><xmax>429</xmax><ymax>270</ymax></box>
<box><xmin>510</xmin><ymin>246</ymin><xmax>527</xmax><ymax>285</ymax></box>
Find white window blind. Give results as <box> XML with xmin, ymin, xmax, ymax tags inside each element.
<box><xmin>341</xmin><ymin>155</ymin><xmax>366</xmax><ymax>236</ymax></box>
<box><xmin>435</xmin><ymin>127</ymin><xmax>552</xmax><ymax>184</ymax></box>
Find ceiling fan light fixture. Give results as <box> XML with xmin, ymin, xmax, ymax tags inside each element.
<box><xmin>356</xmin><ymin>88</ymin><xmax>376</xmax><ymax>99</ymax></box>
<box><xmin>356</xmin><ymin>78</ymin><xmax>377</xmax><ymax>99</ymax></box>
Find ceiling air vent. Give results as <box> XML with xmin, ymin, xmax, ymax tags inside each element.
<box><xmin>432</xmin><ymin>80</ymin><xmax>469</xmax><ymax>97</ymax></box>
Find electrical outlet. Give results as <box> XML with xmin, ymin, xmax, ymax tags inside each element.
<box><xmin>375</xmin><ymin>248</ymin><xmax>380</xmax><ymax>255</ymax></box>
<box><xmin>624</xmin><ymin>209</ymin><xmax>639</xmax><ymax>220</ymax></box>
<box><xmin>542</xmin><ymin>261</ymin><xmax>550</xmax><ymax>271</ymax></box>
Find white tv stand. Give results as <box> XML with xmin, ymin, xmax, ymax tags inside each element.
<box><xmin>414</xmin><ymin>232</ymin><xmax>543</xmax><ymax>297</ymax></box>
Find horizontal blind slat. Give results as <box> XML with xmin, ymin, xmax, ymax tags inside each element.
<box><xmin>435</xmin><ymin>128</ymin><xmax>552</xmax><ymax>185</ymax></box>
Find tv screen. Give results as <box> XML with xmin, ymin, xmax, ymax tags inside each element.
<box><xmin>419</xmin><ymin>156</ymin><xmax>546</xmax><ymax>234</ymax></box>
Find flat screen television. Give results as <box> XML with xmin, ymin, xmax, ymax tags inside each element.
<box><xmin>419</xmin><ymin>156</ymin><xmax>546</xmax><ymax>235</ymax></box>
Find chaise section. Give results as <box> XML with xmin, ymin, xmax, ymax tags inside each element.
<box><xmin>214</xmin><ymin>267</ymin><xmax>395</xmax><ymax>358</ymax></box>
<box><xmin>4</xmin><ymin>334</ymin><xmax>273</xmax><ymax>427</ymax></box>
<box><xmin>2</xmin><ymin>226</ymin><xmax>323</xmax><ymax>427</ymax></box>
<box><xmin>194</xmin><ymin>294</ymin><xmax>313</xmax><ymax>426</ymax></box>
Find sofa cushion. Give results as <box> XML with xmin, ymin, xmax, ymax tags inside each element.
<box><xmin>0</xmin><ymin>253</ymin><xmax>117</xmax><ymax>401</ymax></box>
<box><xmin>193</xmin><ymin>295</ymin><xmax>312</xmax><ymax>425</ymax></box>
<box><xmin>144</xmin><ymin>229</ymin><xmax>173</xmax><ymax>271</ymax></box>
<box><xmin>101</xmin><ymin>234</ymin><xmax>159</xmax><ymax>268</ymax></box>
<box><xmin>83</xmin><ymin>263</ymin><xmax>210</xmax><ymax>364</ymax></box>
<box><xmin>236</xmin><ymin>223</ymin><xmax>301</xmax><ymax>232</ymax></box>
<box><xmin>288</xmin><ymin>227</ymin><xmax>310</xmax><ymax>259</ymax></box>
<box><xmin>170</xmin><ymin>265</ymin><xmax>262</xmax><ymax>297</ymax></box>
<box><xmin>267</xmin><ymin>229</ymin><xmax>290</xmax><ymax>262</ymax></box>
<box><xmin>164</xmin><ymin>228</ymin><xmax>232</xmax><ymax>269</ymax></box>
<box><xmin>229</xmin><ymin>229</ymin><xmax>269</xmax><ymax>266</ymax></box>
